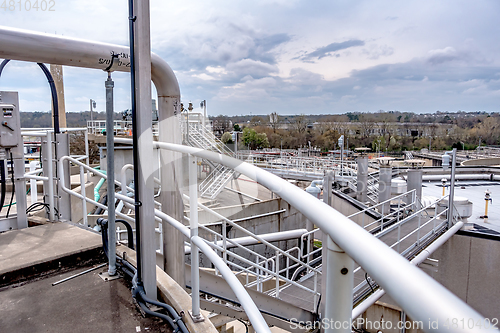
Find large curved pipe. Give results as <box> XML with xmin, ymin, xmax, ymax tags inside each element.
<box><xmin>114</xmin><ymin>138</ymin><xmax>494</xmax><ymax>333</ymax></box>
<box><xmin>0</xmin><ymin>25</ymin><xmax>180</xmax><ymax>97</ymax></box>
<box><xmin>0</xmin><ymin>25</ymin><xmax>185</xmax><ymax>284</ymax></box>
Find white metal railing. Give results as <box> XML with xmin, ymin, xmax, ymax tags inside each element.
<box><xmin>22</xmin><ymin>127</ymin><xmax>90</xmax><ymax>221</ymax></box>
<box><xmin>184</xmin><ymin>194</ymin><xmax>321</xmax><ymax>302</ymax></box>
<box><xmin>61</xmin><ymin>137</ymin><xmax>492</xmax><ymax>332</ymax></box>
<box><xmin>58</xmin><ymin>155</ymin><xmax>271</xmax><ymax>332</ymax></box>
<box><xmin>245</xmin><ymin>153</ymin><xmax>358</xmax><ymax>180</ymax></box>
<box><xmin>135</xmin><ymin>139</ymin><xmax>491</xmax><ymax>333</ymax></box>
<box><xmin>87</xmin><ymin>120</ymin><xmax>159</xmax><ymax>136</ymax></box>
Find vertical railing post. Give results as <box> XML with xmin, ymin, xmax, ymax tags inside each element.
<box><xmin>321</xmin><ymin>171</ymin><xmax>354</xmax><ymax>332</ymax></box>
<box><xmin>323</xmin><ymin>237</ymin><xmax>354</xmax><ymax>333</ymax></box>
<box><xmin>43</xmin><ymin>132</ymin><xmax>55</xmax><ymax>221</ymax></box>
<box><xmin>447</xmin><ymin>148</ymin><xmax>457</xmax><ymax>228</ymax></box>
<box><xmin>29</xmin><ymin>161</ymin><xmax>38</xmax><ymax>205</ymax></box>
<box><xmin>275</xmin><ymin>250</ymin><xmax>280</xmax><ymax>298</ymax></box>
<box><xmin>188</xmin><ymin>154</ymin><xmax>204</xmax><ymax>322</ymax></box>
<box><xmin>84</xmin><ymin>128</ymin><xmax>90</xmax><ymax>182</ymax></box>
<box><xmin>80</xmin><ymin>165</ymin><xmax>88</xmax><ymax>227</ymax></box>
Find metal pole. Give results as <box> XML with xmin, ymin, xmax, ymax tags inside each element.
<box><xmin>188</xmin><ymin>154</ymin><xmax>203</xmax><ymax>322</ymax></box>
<box><xmin>323</xmin><ymin>238</ymin><xmax>354</xmax><ymax>333</ymax></box>
<box><xmin>132</xmin><ymin>0</ymin><xmax>157</xmax><ymax>297</ymax></box>
<box><xmin>447</xmin><ymin>148</ymin><xmax>457</xmax><ymax>227</ymax></box>
<box><xmin>90</xmin><ymin>99</ymin><xmax>93</xmax><ymax>127</ymax></box>
<box><xmin>105</xmin><ymin>72</ymin><xmax>116</xmax><ymax>276</ymax></box>
<box><xmin>84</xmin><ymin>129</ymin><xmax>90</xmax><ymax>182</ymax></box>
<box><xmin>321</xmin><ymin>170</ymin><xmax>354</xmax><ymax>332</ymax></box>
<box><xmin>80</xmin><ymin>166</ymin><xmax>88</xmax><ymax>227</ymax></box>
<box><xmin>29</xmin><ymin>161</ymin><xmax>38</xmax><ymax>205</ymax></box>
<box><xmin>45</xmin><ymin>132</ymin><xmax>55</xmax><ymax>221</ymax></box>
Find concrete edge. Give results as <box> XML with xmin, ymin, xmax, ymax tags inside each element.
<box><xmin>116</xmin><ymin>244</ymin><xmax>218</xmax><ymax>333</ymax></box>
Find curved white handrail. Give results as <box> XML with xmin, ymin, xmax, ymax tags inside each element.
<box><xmin>58</xmin><ymin>155</ymin><xmax>272</xmax><ymax>333</ymax></box>
<box><xmin>113</xmin><ymin>138</ymin><xmax>494</xmax><ymax>333</ymax></box>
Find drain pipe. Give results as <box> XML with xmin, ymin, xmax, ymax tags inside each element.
<box><xmin>105</xmin><ymin>71</ymin><xmax>117</xmax><ymax>276</ymax></box>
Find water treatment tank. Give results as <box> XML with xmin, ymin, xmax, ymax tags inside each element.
<box><xmin>436</xmin><ymin>196</ymin><xmax>473</xmax><ymax>220</ymax></box>
<box><xmin>391</xmin><ymin>179</ymin><xmax>407</xmax><ymax>196</ymax></box>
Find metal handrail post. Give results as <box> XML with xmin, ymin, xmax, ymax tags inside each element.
<box><xmin>45</xmin><ymin>132</ymin><xmax>55</xmax><ymax>221</ymax></box>
<box><xmin>324</xmin><ymin>238</ymin><xmax>354</xmax><ymax>332</ymax></box>
<box><xmin>80</xmin><ymin>165</ymin><xmax>88</xmax><ymax>227</ymax></box>
<box><xmin>188</xmin><ymin>154</ymin><xmax>203</xmax><ymax>322</ymax></box>
<box><xmin>447</xmin><ymin>148</ymin><xmax>457</xmax><ymax>227</ymax></box>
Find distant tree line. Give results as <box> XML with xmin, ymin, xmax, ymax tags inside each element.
<box><xmin>215</xmin><ymin>110</ymin><xmax>500</xmax><ymax>152</ymax></box>
<box><xmin>20</xmin><ymin>111</ymin><xmax>122</xmax><ymax>128</ymax></box>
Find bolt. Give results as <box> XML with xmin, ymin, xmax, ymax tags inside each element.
<box><xmin>340</xmin><ymin>268</ymin><xmax>348</xmax><ymax>275</ymax></box>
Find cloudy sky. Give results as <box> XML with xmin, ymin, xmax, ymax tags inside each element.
<box><xmin>1</xmin><ymin>0</ymin><xmax>499</xmax><ymax>116</ymax></box>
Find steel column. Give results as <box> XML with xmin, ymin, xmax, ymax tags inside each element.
<box><xmin>189</xmin><ymin>154</ymin><xmax>203</xmax><ymax>321</ymax></box>
<box><xmin>105</xmin><ymin>73</ymin><xmax>117</xmax><ymax>275</ymax></box>
<box><xmin>356</xmin><ymin>156</ymin><xmax>368</xmax><ymax>203</ymax></box>
<box><xmin>407</xmin><ymin>169</ymin><xmax>423</xmax><ymax>208</ymax></box>
<box><xmin>133</xmin><ymin>0</ymin><xmax>156</xmax><ymax>297</ymax></box>
<box><xmin>378</xmin><ymin>166</ymin><xmax>392</xmax><ymax>215</ymax></box>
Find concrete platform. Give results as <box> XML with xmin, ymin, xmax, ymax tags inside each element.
<box><xmin>0</xmin><ymin>265</ymin><xmax>171</xmax><ymax>333</ymax></box>
<box><xmin>0</xmin><ymin>222</ymin><xmax>103</xmax><ymax>285</ymax></box>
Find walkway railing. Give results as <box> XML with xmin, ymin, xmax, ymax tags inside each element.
<box><xmin>61</xmin><ymin>137</ymin><xmax>493</xmax><ymax>332</ymax></box>
<box><xmin>141</xmin><ymin>139</ymin><xmax>491</xmax><ymax>333</ymax></box>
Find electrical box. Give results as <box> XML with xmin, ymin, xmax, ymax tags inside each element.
<box><xmin>0</xmin><ymin>92</ymin><xmax>21</xmax><ymax>148</ymax></box>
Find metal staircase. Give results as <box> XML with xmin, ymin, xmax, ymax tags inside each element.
<box><xmin>181</xmin><ymin>116</ymin><xmax>236</xmax><ymax>199</ymax></box>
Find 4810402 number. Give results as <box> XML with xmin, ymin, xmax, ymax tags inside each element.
<box><xmin>1</xmin><ymin>0</ymin><xmax>55</xmax><ymax>11</ymax></box>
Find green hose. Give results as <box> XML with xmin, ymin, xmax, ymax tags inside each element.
<box><xmin>94</xmin><ymin>170</ymin><xmax>107</xmax><ymax>202</ymax></box>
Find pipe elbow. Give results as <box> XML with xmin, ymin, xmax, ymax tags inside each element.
<box><xmin>151</xmin><ymin>52</ymin><xmax>180</xmax><ymax>98</ymax></box>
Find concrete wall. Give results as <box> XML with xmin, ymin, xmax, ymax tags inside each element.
<box><xmin>372</xmin><ymin>232</ymin><xmax>500</xmax><ymax>324</ymax></box>
<box><xmin>331</xmin><ymin>193</ymin><xmax>376</xmax><ymax>227</ymax></box>
<box><xmin>427</xmin><ymin>233</ymin><xmax>500</xmax><ymax>319</ymax></box>
<box><xmin>358</xmin><ymin>302</ymin><xmax>422</xmax><ymax>333</ymax></box>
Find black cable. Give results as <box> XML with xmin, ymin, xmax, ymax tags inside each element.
<box><xmin>0</xmin><ymin>160</ymin><xmax>6</xmax><ymax>213</ymax></box>
<box><xmin>6</xmin><ymin>152</ymin><xmax>14</xmax><ymax>218</ymax></box>
<box><xmin>94</xmin><ymin>194</ymin><xmax>108</xmax><ymax>215</ymax></box>
<box><xmin>116</xmin><ymin>219</ymin><xmax>134</xmax><ymax>250</ymax></box>
<box><xmin>135</xmin><ymin>288</ymin><xmax>189</xmax><ymax>333</ymax></box>
<box><xmin>36</xmin><ymin>63</ymin><xmax>59</xmax><ymax>134</ymax></box>
<box><xmin>237</xmin><ymin>319</ymin><xmax>249</xmax><ymax>333</ymax></box>
<box><xmin>128</xmin><ymin>0</ymin><xmax>143</xmax><ymax>285</ymax></box>
<box><xmin>0</xmin><ymin>59</ymin><xmax>10</xmax><ymax>77</ymax></box>
<box><xmin>136</xmin><ymin>299</ymin><xmax>178</xmax><ymax>332</ymax></box>
<box><xmin>365</xmin><ymin>272</ymin><xmax>375</xmax><ymax>293</ymax></box>
<box><xmin>1</xmin><ymin>60</ymin><xmax>59</xmax><ymax>135</ymax></box>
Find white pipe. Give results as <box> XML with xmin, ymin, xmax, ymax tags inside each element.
<box><xmin>184</xmin><ymin>229</ymin><xmax>308</xmax><ymax>255</ymax></box>
<box><xmin>29</xmin><ymin>161</ymin><xmax>38</xmax><ymax>205</ymax></box>
<box><xmin>422</xmin><ymin>174</ymin><xmax>491</xmax><ymax>181</ymax></box>
<box><xmin>114</xmin><ymin>139</ymin><xmax>492</xmax><ymax>333</ymax></box>
<box><xmin>46</xmin><ymin>133</ymin><xmax>55</xmax><ymax>221</ymax></box>
<box><xmin>188</xmin><ymin>154</ymin><xmax>201</xmax><ymax>319</ymax></box>
<box><xmin>352</xmin><ymin>221</ymin><xmax>464</xmax><ymax>319</ymax></box>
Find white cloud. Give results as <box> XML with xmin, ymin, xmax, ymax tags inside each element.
<box><xmin>0</xmin><ymin>0</ymin><xmax>499</xmax><ymax>114</ymax></box>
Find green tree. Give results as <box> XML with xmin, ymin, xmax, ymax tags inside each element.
<box><xmin>221</xmin><ymin>132</ymin><xmax>233</xmax><ymax>144</ymax></box>
<box><xmin>242</xmin><ymin>127</ymin><xmax>269</xmax><ymax>149</ymax></box>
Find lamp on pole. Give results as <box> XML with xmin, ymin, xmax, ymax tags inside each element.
<box><xmin>89</xmin><ymin>99</ymin><xmax>96</xmax><ymax>133</ymax></box>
